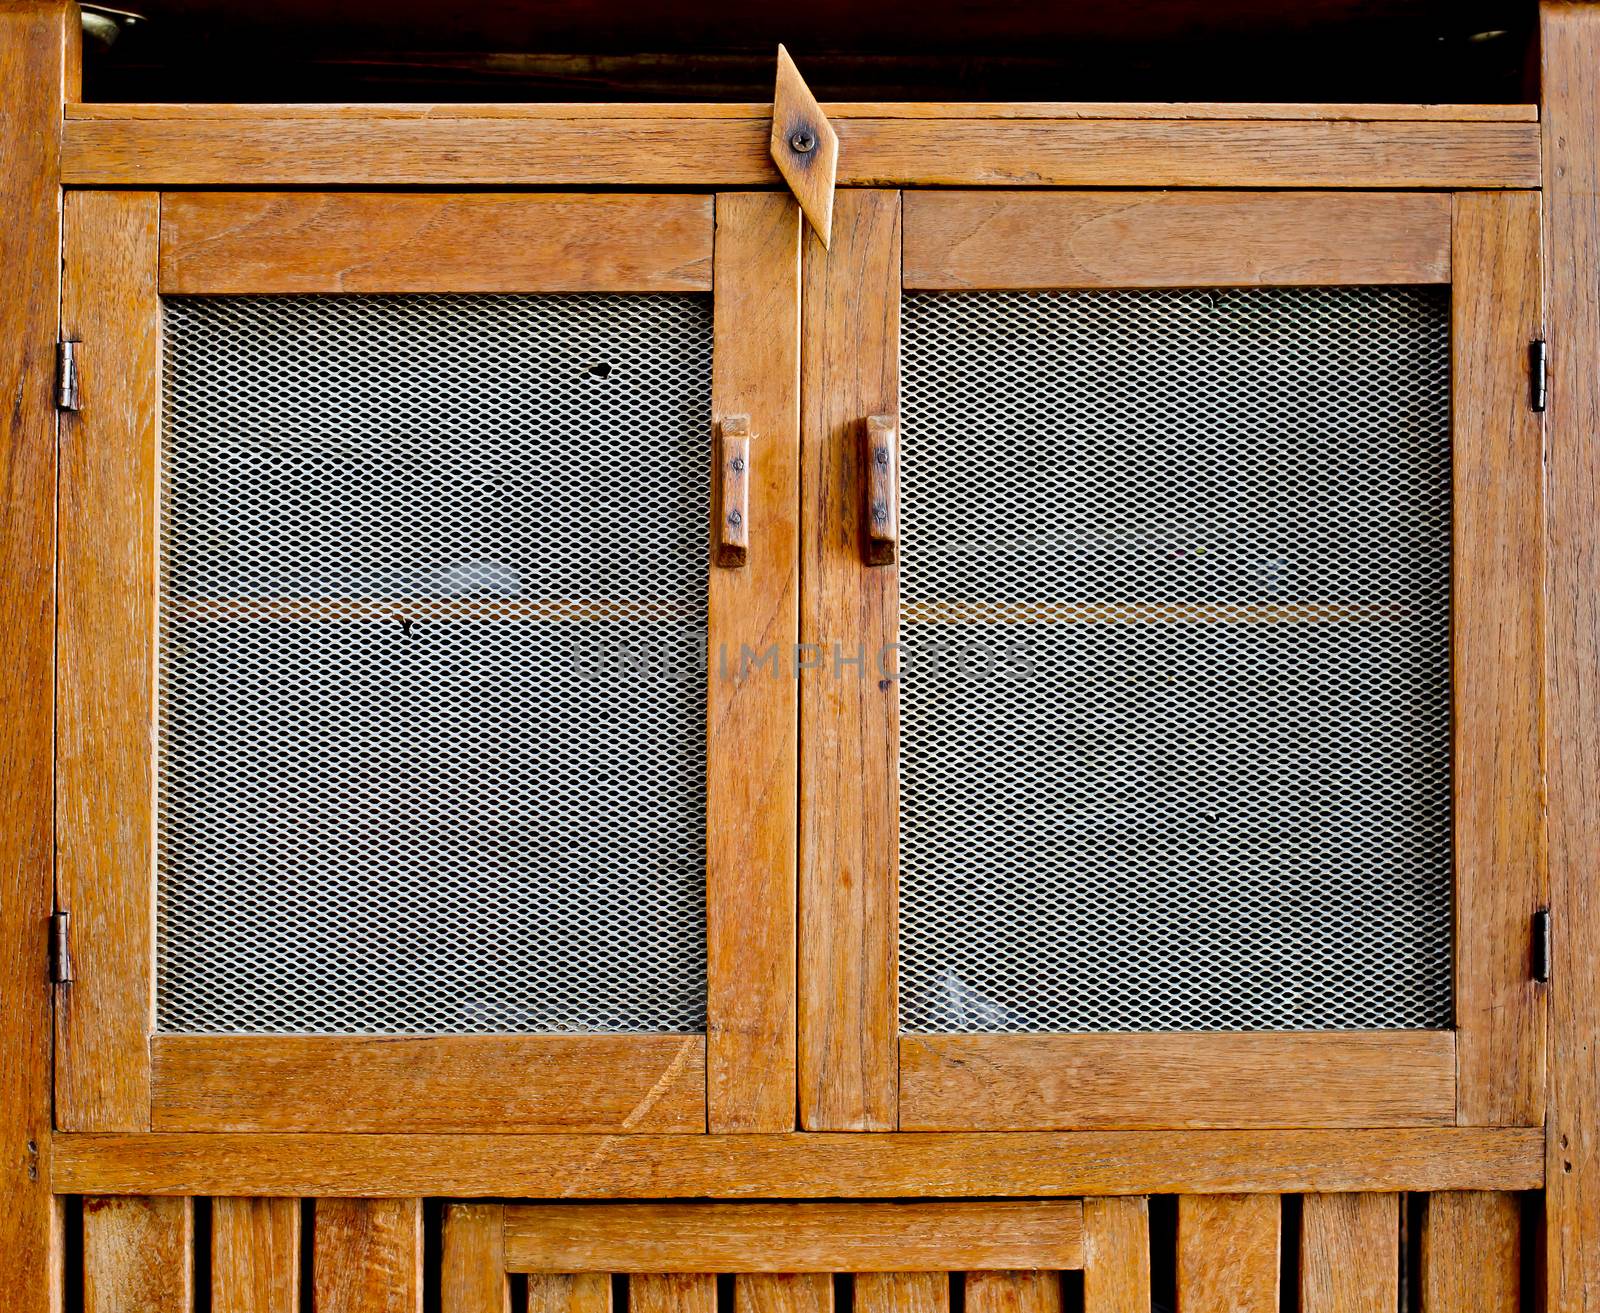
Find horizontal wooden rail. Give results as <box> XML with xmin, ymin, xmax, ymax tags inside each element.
<box><xmin>51</xmin><ymin>1128</ymin><xmax>1543</xmax><ymax>1197</ymax></box>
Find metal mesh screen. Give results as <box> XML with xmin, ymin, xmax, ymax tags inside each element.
<box><xmin>898</xmin><ymin>286</ymin><xmax>1453</xmax><ymax>1034</ymax></box>
<box><xmin>158</xmin><ymin>292</ymin><xmax>712</xmax><ymax>1034</ymax></box>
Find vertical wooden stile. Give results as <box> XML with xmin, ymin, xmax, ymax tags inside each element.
<box><xmin>1085</xmin><ymin>1197</ymin><xmax>1151</xmax><ymax>1313</ymax></box>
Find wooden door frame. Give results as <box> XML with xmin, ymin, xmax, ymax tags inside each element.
<box><xmin>52</xmin><ymin>187</ymin><xmax>802</xmax><ymax>1134</ymax></box>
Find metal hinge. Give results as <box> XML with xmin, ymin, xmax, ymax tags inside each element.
<box><xmin>49</xmin><ymin>912</ymin><xmax>73</xmax><ymax>985</ymax></box>
<box><xmin>56</xmin><ymin>340</ymin><xmax>80</xmax><ymax>412</ymax></box>
<box><xmin>1532</xmin><ymin>907</ymin><xmax>1551</xmax><ymax>984</ymax></box>
<box><xmin>1529</xmin><ymin>340</ymin><xmax>1548</xmax><ymax>413</ymax></box>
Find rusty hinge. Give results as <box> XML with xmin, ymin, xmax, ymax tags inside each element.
<box><xmin>56</xmin><ymin>340</ymin><xmax>81</xmax><ymax>412</ymax></box>
<box><xmin>1529</xmin><ymin>340</ymin><xmax>1548</xmax><ymax>413</ymax></box>
<box><xmin>1532</xmin><ymin>907</ymin><xmax>1551</xmax><ymax>984</ymax></box>
<box><xmin>49</xmin><ymin>911</ymin><xmax>73</xmax><ymax>985</ymax></box>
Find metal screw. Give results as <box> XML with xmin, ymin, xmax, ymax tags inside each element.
<box><xmin>789</xmin><ymin>129</ymin><xmax>817</xmax><ymax>154</ymax></box>
<box><xmin>874</xmin><ymin>447</ymin><xmax>890</xmax><ymax>467</ymax></box>
<box><xmin>872</xmin><ymin>501</ymin><xmax>887</xmax><ymax>523</ymax></box>
<box><xmin>727</xmin><ymin>510</ymin><xmax>743</xmax><ymax>527</ymax></box>
<box><xmin>731</xmin><ymin>456</ymin><xmax>746</xmax><ymax>472</ymax></box>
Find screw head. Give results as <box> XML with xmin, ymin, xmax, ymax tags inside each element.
<box><xmin>731</xmin><ymin>456</ymin><xmax>746</xmax><ymax>472</ymax></box>
<box><xmin>789</xmin><ymin>129</ymin><xmax>817</xmax><ymax>154</ymax></box>
<box><xmin>727</xmin><ymin>510</ymin><xmax>743</xmax><ymax>527</ymax></box>
<box><xmin>874</xmin><ymin>447</ymin><xmax>890</xmax><ymax>468</ymax></box>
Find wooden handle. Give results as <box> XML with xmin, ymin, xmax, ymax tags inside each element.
<box><xmin>716</xmin><ymin>414</ymin><xmax>752</xmax><ymax>569</ymax></box>
<box><xmin>863</xmin><ymin>414</ymin><xmax>899</xmax><ymax>566</ymax></box>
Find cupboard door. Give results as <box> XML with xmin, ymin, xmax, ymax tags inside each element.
<box><xmin>56</xmin><ymin>190</ymin><xmax>802</xmax><ymax>1132</ymax></box>
<box><xmin>800</xmin><ymin>189</ymin><xmax>1544</xmax><ymax>1131</ymax></box>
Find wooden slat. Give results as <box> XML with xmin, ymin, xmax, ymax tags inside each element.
<box><xmin>528</xmin><ymin>1275</ymin><xmax>612</xmax><ymax>1313</ymax></box>
<box><xmin>1084</xmin><ymin>1198</ymin><xmax>1151</xmax><ymax>1313</ymax></box>
<box><xmin>1452</xmin><ymin>190</ymin><xmax>1548</xmax><ymax>1128</ymax></box>
<box><xmin>966</xmin><ymin>1273</ymin><xmax>1062</xmax><ymax>1313</ymax></box>
<box><xmin>707</xmin><ymin>192</ymin><xmax>802</xmax><ymax>1132</ymax></box>
<box><xmin>737</xmin><ymin>1275</ymin><xmax>834</xmax><ymax>1313</ymax></box>
<box><xmin>443</xmin><ymin>1204</ymin><xmax>509</xmax><ymax>1313</ymax></box>
<box><xmin>314</xmin><ymin>1198</ymin><xmax>423</xmax><ymax>1313</ymax></box>
<box><xmin>631</xmin><ymin>1276</ymin><xmax>718</xmax><ymax>1313</ymax></box>
<box><xmin>856</xmin><ymin>1274</ymin><xmax>950</xmax><ymax>1313</ymax></box>
<box><xmin>159</xmin><ymin>192</ymin><xmax>713</xmax><ymax>293</ymax></box>
<box><xmin>60</xmin><ymin>118</ymin><xmax>1541</xmax><ymax>189</ymax></box>
<box><xmin>1177</xmin><ymin>1196</ymin><xmax>1280</xmax><ymax>1313</ymax></box>
<box><xmin>904</xmin><ymin>192</ymin><xmax>1450</xmax><ymax>289</ymax></box>
<box><xmin>50</xmin><ymin>1128</ymin><xmax>1545</xmax><ymax>1198</ymax></box>
<box><xmin>150</xmin><ymin>1035</ymin><xmax>705</xmax><ymax>1132</ymax></box>
<box><xmin>55</xmin><ymin>188</ymin><xmax>161</xmax><ymax>1132</ymax></box>
<box><xmin>1421</xmin><ymin>1193</ymin><xmax>1521</xmax><ymax>1313</ymax></box>
<box><xmin>798</xmin><ymin>189</ymin><xmax>901</xmax><ymax>1131</ymax></box>
<box><xmin>504</xmin><ymin>1201</ymin><xmax>1083</xmax><ymax>1273</ymax></box>
<box><xmin>1300</xmin><ymin>1195</ymin><xmax>1398</xmax><ymax>1313</ymax></box>
<box><xmin>1538</xmin><ymin>8</ymin><xmax>1600</xmax><ymax>1309</ymax></box>
<box><xmin>1</xmin><ymin>6</ymin><xmax>76</xmax><ymax>1310</ymax></box>
<box><xmin>213</xmin><ymin>1198</ymin><xmax>300</xmax><ymax>1313</ymax></box>
<box><xmin>83</xmin><ymin>1196</ymin><xmax>194</xmax><ymax>1313</ymax></box>
<box><xmin>899</xmin><ymin>1033</ymin><xmax>1456</xmax><ymax>1130</ymax></box>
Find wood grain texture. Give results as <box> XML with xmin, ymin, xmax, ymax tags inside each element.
<box><xmin>1177</xmin><ymin>1196</ymin><xmax>1280</xmax><ymax>1313</ymax></box>
<box><xmin>314</xmin><ymin>1198</ymin><xmax>423</xmax><ymax>1313</ymax></box>
<box><xmin>770</xmin><ymin>47</ymin><xmax>838</xmax><ymax>246</ymax></box>
<box><xmin>1084</xmin><ymin>1198</ymin><xmax>1151</xmax><ymax>1313</ymax></box>
<box><xmin>159</xmin><ymin>192</ymin><xmax>713</xmax><ymax>293</ymax></box>
<box><xmin>798</xmin><ymin>189</ymin><xmax>901</xmax><ymax>1131</ymax></box>
<box><xmin>83</xmin><ymin>1195</ymin><xmax>194</xmax><ymax>1313</ymax></box>
<box><xmin>1452</xmin><ymin>190</ymin><xmax>1548</xmax><ymax>1129</ymax></box>
<box><xmin>150</xmin><ymin>1035</ymin><xmax>706</xmax><ymax>1132</ymax></box>
<box><xmin>899</xmin><ymin>1033</ymin><xmax>1456</xmax><ymax>1129</ymax></box>
<box><xmin>966</xmin><ymin>1273</ymin><xmax>1063</xmax><ymax>1313</ymax></box>
<box><xmin>707</xmin><ymin>192</ymin><xmax>802</xmax><ymax>1132</ymax></box>
<box><xmin>60</xmin><ymin>118</ymin><xmax>1541</xmax><ymax>189</ymax></box>
<box><xmin>904</xmin><ymin>192</ymin><xmax>1451</xmax><ymax>289</ymax></box>
<box><xmin>443</xmin><ymin>1204</ymin><xmax>509</xmax><ymax>1313</ymax></box>
<box><xmin>505</xmin><ymin>1201</ymin><xmax>1082</xmax><ymax>1273</ymax></box>
<box><xmin>737</xmin><ymin>1275</ymin><xmax>833</xmax><ymax>1313</ymax></box>
<box><xmin>528</xmin><ymin>1275</ymin><xmax>612</xmax><ymax>1313</ymax></box>
<box><xmin>1539</xmin><ymin>6</ymin><xmax>1600</xmax><ymax>1309</ymax></box>
<box><xmin>631</xmin><ymin>1275</ymin><xmax>717</xmax><ymax>1313</ymax></box>
<box><xmin>1299</xmin><ymin>1195</ymin><xmax>1398</xmax><ymax>1313</ymax></box>
<box><xmin>0</xmin><ymin>6</ymin><xmax>75</xmax><ymax>1307</ymax></box>
<box><xmin>213</xmin><ymin>1197</ymin><xmax>300</xmax><ymax>1313</ymax></box>
<box><xmin>1421</xmin><ymin>1193</ymin><xmax>1521</xmax><ymax>1313</ymax></box>
<box><xmin>55</xmin><ymin>189</ymin><xmax>161</xmax><ymax>1132</ymax></box>
<box><xmin>51</xmin><ymin>1128</ymin><xmax>1544</xmax><ymax>1198</ymax></box>
<box><xmin>856</xmin><ymin>1274</ymin><xmax>950</xmax><ymax>1313</ymax></box>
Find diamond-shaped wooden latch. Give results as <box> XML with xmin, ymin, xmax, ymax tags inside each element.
<box><xmin>770</xmin><ymin>45</ymin><xmax>839</xmax><ymax>247</ymax></box>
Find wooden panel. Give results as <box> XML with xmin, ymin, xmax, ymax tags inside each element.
<box><xmin>1084</xmin><ymin>1198</ymin><xmax>1151</xmax><ymax>1313</ymax></box>
<box><xmin>60</xmin><ymin>117</ymin><xmax>1541</xmax><ymax>189</ymax></box>
<box><xmin>213</xmin><ymin>1198</ymin><xmax>300</xmax><ymax>1313</ymax></box>
<box><xmin>1451</xmin><ymin>190</ymin><xmax>1547</xmax><ymax>1128</ymax></box>
<box><xmin>83</xmin><ymin>1196</ymin><xmax>194</xmax><ymax>1313</ymax></box>
<box><xmin>55</xmin><ymin>189</ymin><xmax>161</xmax><ymax>1132</ymax></box>
<box><xmin>856</xmin><ymin>1274</ymin><xmax>950</xmax><ymax>1313</ymax></box>
<box><xmin>1539</xmin><ymin>6</ymin><xmax>1600</xmax><ymax>1308</ymax></box>
<box><xmin>505</xmin><ymin>1201</ymin><xmax>1083</xmax><ymax>1273</ymax></box>
<box><xmin>1421</xmin><ymin>1193</ymin><xmax>1521</xmax><ymax>1313</ymax></box>
<box><xmin>0</xmin><ymin>5</ymin><xmax>76</xmax><ymax>1310</ymax></box>
<box><xmin>1300</xmin><ymin>1195</ymin><xmax>1398</xmax><ymax>1313</ymax></box>
<box><xmin>51</xmin><ymin>1128</ymin><xmax>1544</xmax><ymax>1198</ymax></box>
<box><xmin>900</xmin><ymin>1033</ymin><xmax>1456</xmax><ymax>1129</ymax></box>
<box><xmin>707</xmin><ymin>192</ymin><xmax>802</xmax><ymax>1132</ymax></box>
<box><xmin>314</xmin><ymin>1198</ymin><xmax>423</xmax><ymax>1313</ymax></box>
<box><xmin>737</xmin><ymin>1275</ymin><xmax>833</xmax><ymax>1313</ymax></box>
<box><xmin>904</xmin><ymin>192</ymin><xmax>1450</xmax><ymax>289</ymax></box>
<box><xmin>1177</xmin><ymin>1196</ymin><xmax>1280</xmax><ymax>1313</ymax></box>
<box><xmin>966</xmin><ymin>1273</ymin><xmax>1062</xmax><ymax>1313</ymax></box>
<box><xmin>632</xmin><ymin>1276</ymin><xmax>718</xmax><ymax>1313</ymax></box>
<box><xmin>528</xmin><ymin>1276</ymin><xmax>612</xmax><ymax>1313</ymax></box>
<box><xmin>443</xmin><ymin>1203</ymin><xmax>509</xmax><ymax>1313</ymax></box>
<box><xmin>159</xmin><ymin>192</ymin><xmax>713</xmax><ymax>292</ymax></box>
<box><xmin>798</xmin><ymin>189</ymin><xmax>901</xmax><ymax>1131</ymax></box>
<box><xmin>150</xmin><ymin>1035</ymin><xmax>706</xmax><ymax>1132</ymax></box>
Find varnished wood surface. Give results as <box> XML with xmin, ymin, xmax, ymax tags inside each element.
<box><xmin>83</xmin><ymin>1195</ymin><xmax>194</xmax><ymax>1313</ymax></box>
<box><xmin>212</xmin><ymin>1197</ymin><xmax>301</xmax><ymax>1313</ymax></box>
<box><xmin>1539</xmin><ymin>6</ymin><xmax>1600</xmax><ymax>1309</ymax></box>
<box><xmin>771</xmin><ymin>48</ymin><xmax>839</xmax><ymax>246</ymax></box>
<box><xmin>1422</xmin><ymin>1193</ymin><xmax>1521</xmax><ymax>1313</ymax></box>
<box><xmin>528</xmin><ymin>1275</ymin><xmax>613</xmax><ymax>1313</ymax></box>
<box><xmin>1177</xmin><ymin>1196</ymin><xmax>1280</xmax><ymax>1313</ymax></box>
<box><xmin>0</xmin><ymin>7</ymin><xmax>76</xmax><ymax>1311</ymax></box>
<box><xmin>737</xmin><ymin>1275</ymin><xmax>833</xmax><ymax>1313</ymax></box>
<box><xmin>150</xmin><ymin>1035</ymin><xmax>707</xmax><ymax>1132</ymax></box>
<box><xmin>159</xmin><ymin>192</ymin><xmax>714</xmax><ymax>292</ymax></box>
<box><xmin>443</xmin><ymin>1203</ymin><xmax>510</xmax><ymax>1313</ymax></box>
<box><xmin>315</xmin><ymin>1198</ymin><xmax>423</xmax><ymax>1313</ymax></box>
<box><xmin>503</xmin><ymin>1201</ymin><xmax>1084</xmax><ymax>1272</ymax></box>
<box><xmin>706</xmin><ymin>192</ymin><xmax>801</xmax><ymax>1131</ymax></box>
<box><xmin>1299</xmin><ymin>1195</ymin><xmax>1398</xmax><ymax>1313</ymax></box>
<box><xmin>904</xmin><ymin>192</ymin><xmax>1451</xmax><ymax>289</ymax></box>
<box><xmin>632</xmin><ymin>1275</ymin><xmax>717</xmax><ymax>1313</ymax></box>
<box><xmin>857</xmin><ymin>1274</ymin><xmax>950</xmax><ymax>1313</ymax></box>
<box><xmin>50</xmin><ymin>1128</ymin><xmax>1544</xmax><ymax>1197</ymax></box>
<box><xmin>1451</xmin><ymin>190</ymin><xmax>1547</xmax><ymax>1128</ymax></box>
<box><xmin>899</xmin><ymin>1032</ymin><xmax>1456</xmax><ymax>1129</ymax></box>
<box><xmin>1084</xmin><ymin>1197</ymin><xmax>1151</xmax><ymax>1313</ymax></box>
<box><xmin>966</xmin><ymin>1273</ymin><xmax>1062</xmax><ymax>1313</ymax></box>
<box><xmin>60</xmin><ymin>116</ymin><xmax>1542</xmax><ymax>188</ymax></box>
<box><xmin>54</xmin><ymin>189</ymin><xmax>161</xmax><ymax>1133</ymax></box>
<box><xmin>798</xmin><ymin>190</ymin><xmax>901</xmax><ymax>1130</ymax></box>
